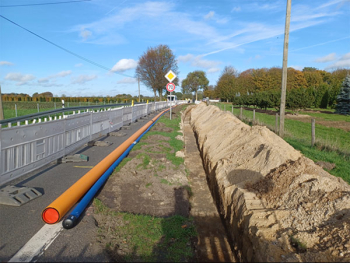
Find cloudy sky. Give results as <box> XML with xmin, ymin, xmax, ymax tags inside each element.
<box><xmin>1</xmin><ymin>0</ymin><xmax>349</xmax><ymax>97</ymax></box>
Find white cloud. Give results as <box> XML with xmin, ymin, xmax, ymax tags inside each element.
<box><xmin>72</xmin><ymin>74</ymin><xmax>97</xmax><ymax>84</ymax></box>
<box><xmin>178</xmin><ymin>54</ymin><xmax>221</xmax><ymax>69</ymax></box>
<box><xmin>290</xmin><ymin>65</ymin><xmax>304</xmax><ymax>71</ymax></box>
<box><xmin>340</xmin><ymin>52</ymin><xmax>350</xmax><ymax>60</ymax></box>
<box><xmin>325</xmin><ymin>59</ymin><xmax>350</xmax><ymax>69</ymax></box>
<box><xmin>117</xmin><ymin>77</ymin><xmax>138</xmax><ymax>84</ymax></box>
<box><xmin>314</xmin><ymin>53</ymin><xmax>337</xmax><ymax>63</ymax></box>
<box><xmin>5</xmin><ymin>72</ymin><xmax>36</xmax><ymax>85</ymax></box>
<box><xmin>111</xmin><ymin>59</ymin><xmax>138</xmax><ymax>72</ymax></box>
<box><xmin>207</xmin><ymin>68</ymin><xmax>221</xmax><ymax>74</ymax></box>
<box><xmin>72</xmin><ymin>2</ymin><xmax>173</xmax><ymax>45</ymax></box>
<box><xmin>216</xmin><ymin>18</ymin><xmax>229</xmax><ymax>24</ymax></box>
<box><xmin>204</xmin><ymin>11</ymin><xmax>215</xmax><ymax>20</ymax></box>
<box><xmin>231</xmin><ymin>7</ymin><xmax>241</xmax><ymax>12</ymax></box>
<box><xmin>75</xmin><ymin>63</ymin><xmax>83</xmax><ymax>67</ymax></box>
<box><xmin>0</xmin><ymin>61</ymin><xmax>14</xmax><ymax>66</ymax></box>
<box><xmin>80</xmin><ymin>29</ymin><xmax>92</xmax><ymax>40</ymax></box>
<box><xmin>324</xmin><ymin>52</ymin><xmax>350</xmax><ymax>69</ymax></box>
<box><xmin>38</xmin><ymin>70</ymin><xmax>72</xmax><ymax>83</ymax></box>
<box><xmin>317</xmin><ymin>0</ymin><xmax>346</xmax><ymax>9</ymax></box>
<box><xmin>177</xmin><ymin>54</ymin><xmax>193</xmax><ymax>63</ymax></box>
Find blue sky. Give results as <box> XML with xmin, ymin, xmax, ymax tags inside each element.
<box><xmin>1</xmin><ymin>0</ymin><xmax>349</xmax><ymax>97</ymax></box>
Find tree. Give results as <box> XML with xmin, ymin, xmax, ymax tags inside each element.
<box><xmin>215</xmin><ymin>66</ymin><xmax>237</xmax><ymax>102</ymax></box>
<box><xmin>135</xmin><ymin>44</ymin><xmax>179</xmax><ymax>101</ymax></box>
<box><xmin>335</xmin><ymin>75</ymin><xmax>350</xmax><ymax>115</ymax></box>
<box><xmin>182</xmin><ymin>71</ymin><xmax>209</xmax><ymax>101</ymax></box>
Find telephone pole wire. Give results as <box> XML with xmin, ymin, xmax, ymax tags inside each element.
<box><xmin>279</xmin><ymin>0</ymin><xmax>292</xmax><ymax>137</ymax></box>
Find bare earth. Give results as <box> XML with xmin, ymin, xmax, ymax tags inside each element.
<box><xmin>93</xmin><ymin>105</ymin><xmax>235</xmax><ymax>262</ymax></box>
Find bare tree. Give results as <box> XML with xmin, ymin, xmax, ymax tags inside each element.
<box><xmin>135</xmin><ymin>45</ymin><xmax>179</xmax><ymax>101</ymax></box>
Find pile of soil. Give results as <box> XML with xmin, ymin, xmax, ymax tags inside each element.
<box><xmin>250</xmin><ymin>156</ymin><xmax>350</xmax><ymax>262</ymax></box>
<box><xmin>187</xmin><ymin>103</ymin><xmax>350</xmax><ymax>262</ymax></box>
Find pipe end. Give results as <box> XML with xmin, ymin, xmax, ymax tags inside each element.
<box><xmin>62</xmin><ymin>215</ymin><xmax>78</xmax><ymax>229</ymax></box>
<box><xmin>42</xmin><ymin>208</ymin><xmax>60</xmax><ymax>224</ymax></box>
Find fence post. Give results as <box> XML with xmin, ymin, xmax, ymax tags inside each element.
<box><xmin>275</xmin><ymin>113</ymin><xmax>279</xmax><ymax>134</ymax></box>
<box><xmin>15</xmin><ymin>104</ymin><xmax>18</xmax><ymax>117</ymax></box>
<box><xmin>37</xmin><ymin>103</ymin><xmax>40</xmax><ymax>113</ymax></box>
<box><xmin>253</xmin><ymin>109</ymin><xmax>256</xmax><ymax>124</ymax></box>
<box><xmin>240</xmin><ymin>107</ymin><xmax>243</xmax><ymax>119</ymax></box>
<box><xmin>311</xmin><ymin>119</ymin><xmax>315</xmax><ymax>147</ymax></box>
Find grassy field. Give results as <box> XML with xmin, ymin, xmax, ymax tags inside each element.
<box><xmin>215</xmin><ymin>103</ymin><xmax>350</xmax><ymax>183</ymax></box>
<box><xmin>2</xmin><ymin>101</ymin><xmax>119</xmax><ymax>119</ymax></box>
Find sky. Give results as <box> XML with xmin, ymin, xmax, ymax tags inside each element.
<box><xmin>0</xmin><ymin>0</ymin><xmax>349</xmax><ymax>97</ymax></box>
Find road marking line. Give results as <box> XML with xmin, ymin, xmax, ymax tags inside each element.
<box><xmin>9</xmin><ymin>223</ymin><xmax>63</xmax><ymax>262</ymax></box>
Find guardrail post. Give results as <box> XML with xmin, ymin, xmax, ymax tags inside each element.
<box><xmin>63</xmin><ymin>118</ymin><xmax>67</xmax><ymax>156</ymax></box>
<box><xmin>253</xmin><ymin>109</ymin><xmax>256</xmax><ymax>124</ymax></box>
<box><xmin>89</xmin><ymin>110</ymin><xmax>93</xmax><ymax>141</ymax></box>
<box><xmin>311</xmin><ymin>119</ymin><xmax>315</xmax><ymax>147</ymax></box>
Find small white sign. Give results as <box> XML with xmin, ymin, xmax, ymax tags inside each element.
<box><xmin>166</xmin><ymin>83</ymin><xmax>175</xmax><ymax>92</ymax></box>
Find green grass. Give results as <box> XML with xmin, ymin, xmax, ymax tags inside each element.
<box><xmin>136</xmin><ymin>153</ymin><xmax>151</xmax><ymax>169</ymax></box>
<box><xmin>215</xmin><ymin>102</ymin><xmax>350</xmax><ymax>183</ymax></box>
<box><xmin>299</xmin><ymin>110</ymin><xmax>350</xmax><ymax>122</ymax></box>
<box><xmin>93</xmin><ymin>198</ymin><xmax>196</xmax><ymax>262</ymax></box>
<box><xmin>113</xmin><ymin>157</ymin><xmax>132</xmax><ymax>174</ymax></box>
<box><xmin>160</xmin><ymin>178</ymin><xmax>172</xmax><ymax>185</ymax></box>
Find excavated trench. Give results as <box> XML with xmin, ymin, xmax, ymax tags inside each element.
<box><xmin>183</xmin><ymin>103</ymin><xmax>350</xmax><ymax>262</ymax></box>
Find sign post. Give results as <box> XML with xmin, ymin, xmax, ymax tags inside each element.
<box><xmin>165</xmin><ymin>70</ymin><xmax>177</xmax><ymax>120</ymax></box>
<box><xmin>166</xmin><ymin>82</ymin><xmax>175</xmax><ymax>120</ymax></box>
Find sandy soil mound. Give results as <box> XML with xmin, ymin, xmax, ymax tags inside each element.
<box><xmin>184</xmin><ymin>103</ymin><xmax>350</xmax><ymax>262</ymax></box>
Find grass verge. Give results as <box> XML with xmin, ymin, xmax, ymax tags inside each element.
<box><xmin>94</xmin><ymin>198</ymin><xmax>197</xmax><ymax>262</ymax></box>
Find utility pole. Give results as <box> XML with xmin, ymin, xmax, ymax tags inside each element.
<box><xmin>279</xmin><ymin>0</ymin><xmax>292</xmax><ymax>137</ymax></box>
<box><xmin>138</xmin><ymin>78</ymin><xmax>141</xmax><ymax>102</ymax></box>
<box><xmin>0</xmin><ymin>85</ymin><xmax>4</xmax><ymax>120</ymax></box>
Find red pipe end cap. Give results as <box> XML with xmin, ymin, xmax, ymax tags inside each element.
<box><xmin>42</xmin><ymin>208</ymin><xmax>60</xmax><ymax>224</ymax></box>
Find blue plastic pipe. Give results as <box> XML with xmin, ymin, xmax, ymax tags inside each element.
<box><xmin>62</xmin><ymin>112</ymin><xmax>166</xmax><ymax>229</ymax></box>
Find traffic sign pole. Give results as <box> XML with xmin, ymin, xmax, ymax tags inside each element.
<box><xmin>165</xmin><ymin>70</ymin><xmax>177</xmax><ymax>121</ymax></box>
<box><xmin>170</xmin><ymin>91</ymin><xmax>172</xmax><ymax>120</ymax></box>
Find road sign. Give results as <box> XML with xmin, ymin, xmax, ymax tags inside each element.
<box><xmin>165</xmin><ymin>70</ymin><xmax>177</xmax><ymax>82</ymax></box>
<box><xmin>166</xmin><ymin>83</ymin><xmax>175</xmax><ymax>92</ymax></box>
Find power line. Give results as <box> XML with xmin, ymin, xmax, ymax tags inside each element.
<box><xmin>0</xmin><ymin>0</ymin><xmax>91</xmax><ymax>7</ymax></box>
<box><xmin>0</xmin><ymin>15</ymin><xmax>134</xmax><ymax>79</ymax></box>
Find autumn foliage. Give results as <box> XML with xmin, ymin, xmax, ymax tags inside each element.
<box><xmin>215</xmin><ymin>67</ymin><xmax>350</xmax><ymax>110</ymax></box>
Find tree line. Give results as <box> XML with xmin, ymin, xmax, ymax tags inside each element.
<box><xmin>1</xmin><ymin>92</ymin><xmax>157</xmax><ymax>103</ymax></box>
<box><xmin>212</xmin><ymin>66</ymin><xmax>350</xmax><ymax>110</ymax></box>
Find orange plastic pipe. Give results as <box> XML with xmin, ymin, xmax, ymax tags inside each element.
<box><xmin>42</xmin><ymin>109</ymin><xmax>169</xmax><ymax>224</ymax></box>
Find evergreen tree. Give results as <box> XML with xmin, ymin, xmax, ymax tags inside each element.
<box><xmin>335</xmin><ymin>75</ymin><xmax>350</xmax><ymax>115</ymax></box>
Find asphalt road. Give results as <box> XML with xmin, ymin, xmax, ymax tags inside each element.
<box><xmin>0</xmin><ymin>111</ymin><xmax>161</xmax><ymax>262</ymax></box>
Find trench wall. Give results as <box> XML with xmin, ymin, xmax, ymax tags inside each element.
<box><xmin>183</xmin><ymin>103</ymin><xmax>350</xmax><ymax>262</ymax></box>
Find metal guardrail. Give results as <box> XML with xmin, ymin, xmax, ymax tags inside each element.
<box><xmin>0</xmin><ymin>102</ymin><xmax>172</xmax><ymax>186</ymax></box>
<box><xmin>0</xmin><ymin>103</ymin><xmax>132</xmax><ymax>126</ymax></box>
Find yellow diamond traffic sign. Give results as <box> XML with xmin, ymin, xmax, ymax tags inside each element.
<box><xmin>165</xmin><ymin>70</ymin><xmax>177</xmax><ymax>82</ymax></box>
